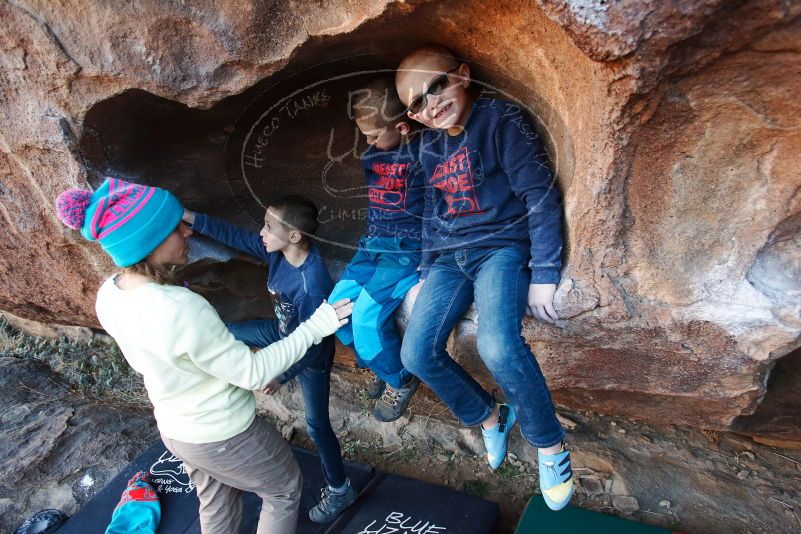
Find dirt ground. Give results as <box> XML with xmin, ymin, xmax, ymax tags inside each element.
<box><xmin>3</xmin><ymin>320</ymin><xmax>800</xmax><ymax>533</ymax></box>
<box><xmin>282</xmin><ymin>369</ymin><xmax>801</xmax><ymax>534</ymax></box>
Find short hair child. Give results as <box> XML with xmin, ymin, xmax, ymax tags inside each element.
<box><xmin>183</xmin><ymin>195</ymin><xmax>357</xmax><ymax>523</ymax></box>
<box><xmin>328</xmin><ymin>75</ymin><xmax>426</xmax><ymax>422</ymax></box>
<box><xmin>269</xmin><ymin>195</ymin><xmax>320</xmax><ymax>236</ymax></box>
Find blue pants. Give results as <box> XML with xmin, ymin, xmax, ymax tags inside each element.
<box><xmin>329</xmin><ymin>236</ymin><xmax>420</xmax><ymax>388</ymax></box>
<box><xmin>227</xmin><ymin>319</ymin><xmax>346</xmax><ymax>488</ymax></box>
<box><xmin>400</xmin><ymin>245</ymin><xmax>565</xmax><ymax>448</ymax></box>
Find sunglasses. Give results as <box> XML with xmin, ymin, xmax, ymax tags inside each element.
<box><xmin>405</xmin><ymin>66</ymin><xmax>461</xmax><ymax>115</ymax></box>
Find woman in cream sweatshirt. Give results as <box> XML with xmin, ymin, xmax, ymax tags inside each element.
<box><xmin>56</xmin><ymin>178</ymin><xmax>351</xmax><ymax>534</ymax></box>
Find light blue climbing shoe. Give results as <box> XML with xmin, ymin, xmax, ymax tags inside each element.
<box><xmin>538</xmin><ymin>444</ymin><xmax>574</xmax><ymax>511</ymax></box>
<box><xmin>481</xmin><ymin>403</ymin><xmax>517</xmax><ymax>470</ymax></box>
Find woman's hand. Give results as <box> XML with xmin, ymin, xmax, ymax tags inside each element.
<box><xmin>182</xmin><ymin>209</ymin><xmax>196</xmax><ymax>226</ymax></box>
<box><xmin>328</xmin><ymin>298</ymin><xmax>353</xmax><ymax>326</ymax></box>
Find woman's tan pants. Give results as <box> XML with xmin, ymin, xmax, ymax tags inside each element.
<box><xmin>161</xmin><ymin>416</ymin><xmax>302</xmax><ymax>534</ymax></box>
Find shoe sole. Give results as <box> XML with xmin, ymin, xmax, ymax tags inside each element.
<box><xmin>372</xmin><ymin>379</ymin><xmax>420</xmax><ymax>423</ymax></box>
<box><xmin>541</xmin><ymin>483</ymin><xmax>574</xmax><ymax>511</ymax></box>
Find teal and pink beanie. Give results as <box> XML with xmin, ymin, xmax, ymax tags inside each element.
<box><xmin>55</xmin><ymin>177</ymin><xmax>183</xmax><ymax>267</ymax></box>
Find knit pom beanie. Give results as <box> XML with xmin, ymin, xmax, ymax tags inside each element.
<box><xmin>55</xmin><ymin>177</ymin><xmax>183</xmax><ymax>267</ymax></box>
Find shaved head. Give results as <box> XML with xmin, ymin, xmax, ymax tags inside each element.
<box><xmin>395</xmin><ymin>44</ymin><xmax>473</xmax><ymax>131</ymax></box>
<box><xmin>396</xmin><ymin>45</ymin><xmax>461</xmax><ymax>106</ymax></box>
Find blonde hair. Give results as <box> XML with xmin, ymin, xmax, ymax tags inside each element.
<box><xmin>122</xmin><ymin>259</ymin><xmax>177</xmax><ymax>285</ymax></box>
<box><xmin>350</xmin><ymin>77</ymin><xmax>407</xmax><ymax>128</ymax></box>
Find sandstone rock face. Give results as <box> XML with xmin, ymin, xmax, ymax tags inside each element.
<box><xmin>1</xmin><ymin>0</ymin><xmax>799</xmax><ymax>436</ymax></box>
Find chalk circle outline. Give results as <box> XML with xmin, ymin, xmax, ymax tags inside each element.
<box><xmin>227</xmin><ymin>53</ymin><xmax>562</xmax><ymax>254</ymax></box>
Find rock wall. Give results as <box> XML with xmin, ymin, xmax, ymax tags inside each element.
<box><xmin>1</xmin><ymin>0</ymin><xmax>799</xmax><ymax>434</ymax></box>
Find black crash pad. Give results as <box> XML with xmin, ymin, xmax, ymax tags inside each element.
<box><xmin>332</xmin><ymin>472</ymin><xmax>500</xmax><ymax>533</ymax></box>
<box><xmin>58</xmin><ymin>440</ymin><xmax>500</xmax><ymax>534</ymax></box>
<box><xmin>57</xmin><ymin>440</ymin><xmax>374</xmax><ymax>534</ymax></box>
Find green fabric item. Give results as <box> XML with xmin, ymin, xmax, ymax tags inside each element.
<box><xmin>515</xmin><ymin>495</ymin><xmax>674</xmax><ymax>533</ymax></box>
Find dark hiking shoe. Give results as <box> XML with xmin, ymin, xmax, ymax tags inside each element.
<box><xmin>308</xmin><ymin>479</ymin><xmax>357</xmax><ymax>523</ymax></box>
<box><xmin>364</xmin><ymin>372</ymin><xmax>386</xmax><ymax>400</ymax></box>
<box><xmin>373</xmin><ymin>376</ymin><xmax>420</xmax><ymax>422</ymax></box>
<box><xmin>14</xmin><ymin>510</ymin><xmax>68</xmax><ymax>534</ymax></box>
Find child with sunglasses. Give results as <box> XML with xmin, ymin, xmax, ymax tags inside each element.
<box><xmin>395</xmin><ymin>45</ymin><xmax>573</xmax><ymax>511</ymax></box>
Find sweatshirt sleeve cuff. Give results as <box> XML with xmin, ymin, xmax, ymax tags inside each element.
<box><xmin>530</xmin><ymin>268</ymin><xmax>560</xmax><ymax>285</ymax></box>
<box><xmin>192</xmin><ymin>213</ymin><xmax>209</xmax><ymax>234</ymax></box>
<box><xmin>305</xmin><ymin>302</ymin><xmax>340</xmax><ymax>341</ymax></box>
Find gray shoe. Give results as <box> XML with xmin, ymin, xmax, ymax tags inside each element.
<box><xmin>365</xmin><ymin>372</ymin><xmax>386</xmax><ymax>399</ymax></box>
<box><xmin>308</xmin><ymin>479</ymin><xmax>357</xmax><ymax>523</ymax></box>
<box><xmin>373</xmin><ymin>377</ymin><xmax>420</xmax><ymax>422</ymax></box>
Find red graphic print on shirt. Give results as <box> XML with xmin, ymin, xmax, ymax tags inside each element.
<box><xmin>430</xmin><ymin>146</ymin><xmax>482</xmax><ymax>216</ymax></box>
<box><xmin>369</xmin><ymin>162</ymin><xmax>410</xmax><ymax>212</ymax></box>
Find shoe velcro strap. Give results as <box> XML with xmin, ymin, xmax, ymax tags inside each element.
<box><xmin>498</xmin><ymin>404</ymin><xmax>509</xmax><ymax>432</ymax></box>
<box><xmin>558</xmin><ymin>451</ymin><xmax>572</xmax><ymax>480</ymax></box>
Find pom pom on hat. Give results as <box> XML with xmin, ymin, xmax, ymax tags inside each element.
<box><xmin>55</xmin><ymin>188</ymin><xmax>93</xmax><ymax>230</ymax></box>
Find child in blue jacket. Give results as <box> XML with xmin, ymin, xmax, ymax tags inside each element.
<box><xmin>328</xmin><ymin>77</ymin><xmax>425</xmax><ymax>423</ymax></box>
<box><xmin>183</xmin><ymin>197</ymin><xmax>356</xmax><ymax>523</ymax></box>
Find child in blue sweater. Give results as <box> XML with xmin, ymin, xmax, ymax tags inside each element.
<box><xmin>396</xmin><ymin>46</ymin><xmax>574</xmax><ymax>511</ymax></box>
<box><xmin>328</xmin><ymin>77</ymin><xmax>424</xmax><ymax>423</ymax></box>
<box><xmin>182</xmin><ymin>197</ymin><xmax>356</xmax><ymax>523</ymax></box>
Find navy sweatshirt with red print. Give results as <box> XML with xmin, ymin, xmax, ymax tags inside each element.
<box><xmin>362</xmin><ymin>135</ymin><xmax>426</xmax><ymax>241</ymax></box>
<box><xmin>418</xmin><ymin>97</ymin><xmax>564</xmax><ymax>284</ymax></box>
<box><xmin>190</xmin><ymin>213</ymin><xmax>335</xmax><ymax>384</ymax></box>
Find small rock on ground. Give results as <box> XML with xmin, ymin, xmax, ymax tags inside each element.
<box><xmin>612</xmin><ymin>495</ymin><xmax>640</xmax><ymax>515</ymax></box>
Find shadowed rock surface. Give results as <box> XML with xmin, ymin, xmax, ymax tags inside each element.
<box><xmin>0</xmin><ymin>357</ymin><xmax>157</xmax><ymax>529</ymax></box>
<box><xmin>1</xmin><ymin>0</ymin><xmax>799</xmax><ymax>440</ymax></box>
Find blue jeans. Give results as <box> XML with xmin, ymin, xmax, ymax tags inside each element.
<box><xmin>400</xmin><ymin>245</ymin><xmax>565</xmax><ymax>448</ymax></box>
<box><xmin>227</xmin><ymin>319</ymin><xmax>346</xmax><ymax>488</ymax></box>
<box><xmin>328</xmin><ymin>236</ymin><xmax>420</xmax><ymax>388</ymax></box>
